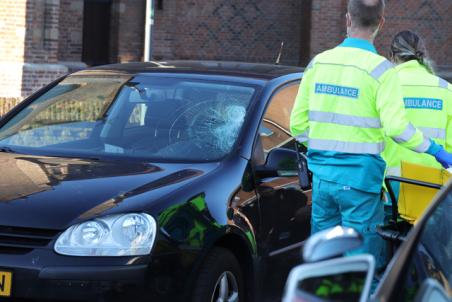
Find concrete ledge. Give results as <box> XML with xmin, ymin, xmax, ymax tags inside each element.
<box><xmin>58</xmin><ymin>61</ymin><xmax>87</xmax><ymax>73</ymax></box>
<box><xmin>23</xmin><ymin>63</ymin><xmax>69</xmax><ymax>73</ymax></box>
<box><xmin>0</xmin><ymin>62</ymin><xmax>68</xmax><ymax>73</ymax></box>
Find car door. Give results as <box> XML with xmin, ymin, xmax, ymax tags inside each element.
<box><xmin>376</xmin><ymin>183</ymin><xmax>452</xmax><ymax>301</ymax></box>
<box><xmin>252</xmin><ymin>81</ymin><xmax>312</xmax><ymax>296</ymax></box>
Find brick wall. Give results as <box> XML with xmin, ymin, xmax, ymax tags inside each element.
<box><xmin>22</xmin><ymin>0</ymin><xmax>68</xmax><ymax>98</ymax></box>
<box><xmin>152</xmin><ymin>0</ymin><xmax>304</xmax><ymax>65</ymax></box>
<box><xmin>375</xmin><ymin>0</ymin><xmax>452</xmax><ymax>69</ymax></box>
<box><xmin>21</xmin><ymin>63</ymin><xmax>67</xmax><ymax>97</ymax></box>
<box><xmin>0</xmin><ymin>0</ymin><xmax>27</xmax><ymax>63</ymax></box>
<box><xmin>110</xmin><ymin>0</ymin><xmax>146</xmax><ymax>62</ymax></box>
<box><xmin>58</xmin><ymin>0</ymin><xmax>84</xmax><ymax>62</ymax></box>
<box><xmin>1</xmin><ymin>0</ymin><xmax>451</xmax><ymax>117</ymax></box>
<box><xmin>308</xmin><ymin>0</ymin><xmax>452</xmax><ymax>69</ymax></box>
<box><xmin>152</xmin><ymin>0</ymin><xmax>176</xmax><ymax>59</ymax></box>
<box><xmin>309</xmin><ymin>0</ymin><xmax>347</xmax><ymax>60</ymax></box>
<box><xmin>0</xmin><ymin>0</ymin><xmax>68</xmax><ymax>105</ymax></box>
<box><xmin>0</xmin><ymin>0</ymin><xmax>27</xmax><ymax>99</ymax></box>
<box><xmin>24</xmin><ymin>0</ymin><xmax>60</xmax><ymax>64</ymax></box>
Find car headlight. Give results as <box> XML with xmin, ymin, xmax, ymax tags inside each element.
<box><xmin>54</xmin><ymin>213</ymin><xmax>157</xmax><ymax>256</ymax></box>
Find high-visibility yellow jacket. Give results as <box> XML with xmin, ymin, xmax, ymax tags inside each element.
<box><xmin>382</xmin><ymin>60</ymin><xmax>452</xmax><ymax>175</ymax></box>
<box><xmin>290</xmin><ymin>38</ymin><xmax>433</xmax><ymax>193</ymax></box>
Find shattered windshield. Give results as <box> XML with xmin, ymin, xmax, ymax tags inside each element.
<box><xmin>0</xmin><ymin>75</ymin><xmax>258</xmax><ymax>162</ymax></box>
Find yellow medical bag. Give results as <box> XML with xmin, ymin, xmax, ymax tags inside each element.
<box><xmin>398</xmin><ymin>161</ymin><xmax>451</xmax><ymax>223</ymax></box>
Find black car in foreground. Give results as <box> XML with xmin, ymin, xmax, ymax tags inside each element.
<box><xmin>0</xmin><ymin>61</ymin><xmax>311</xmax><ymax>301</ymax></box>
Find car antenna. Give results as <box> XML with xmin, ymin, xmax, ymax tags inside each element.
<box><xmin>275</xmin><ymin>41</ymin><xmax>284</xmax><ymax>65</ymax></box>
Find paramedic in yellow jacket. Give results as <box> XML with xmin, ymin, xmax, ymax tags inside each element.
<box><xmin>382</xmin><ymin>30</ymin><xmax>452</xmax><ymax>177</ymax></box>
<box><xmin>290</xmin><ymin>0</ymin><xmax>452</xmax><ymax>269</ymax></box>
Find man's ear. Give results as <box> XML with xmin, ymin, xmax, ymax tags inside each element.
<box><xmin>378</xmin><ymin>17</ymin><xmax>385</xmax><ymax>31</ymax></box>
<box><xmin>346</xmin><ymin>12</ymin><xmax>352</xmax><ymax>28</ymax></box>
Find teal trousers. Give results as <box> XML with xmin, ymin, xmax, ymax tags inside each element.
<box><xmin>311</xmin><ymin>176</ymin><xmax>387</xmax><ymax>269</ymax></box>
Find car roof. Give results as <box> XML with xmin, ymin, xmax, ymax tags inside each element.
<box><xmin>72</xmin><ymin>60</ymin><xmax>304</xmax><ymax>80</ymax></box>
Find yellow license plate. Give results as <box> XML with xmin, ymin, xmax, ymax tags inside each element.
<box><xmin>0</xmin><ymin>271</ymin><xmax>12</xmax><ymax>297</ymax></box>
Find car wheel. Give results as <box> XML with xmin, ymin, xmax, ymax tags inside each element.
<box><xmin>193</xmin><ymin>247</ymin><xmax>244</xmax><ymax>302</ymax></box>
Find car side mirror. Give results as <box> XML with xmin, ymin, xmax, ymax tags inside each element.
<box><xmin>303</xmin><ymin>226</ymin><xmax>363</xmax><ymax>263</ymax></box>
<box><xmin>255</xmin><ymin>147</ymin><xmax>298</xmax><ymax>178</ymax></box>
<box><xmin>255</xmin><ymin>147</ymin><xmax>310</xmax><ymax>189</ymax></box>
<box><xmin>283</xmin><ymin>255</ymin><xmax>375</xmax><ymax>302</ymax></box>
<box><xmin>266</xmin><ymin>147</ymin><xmax>299</xmax><ymax>174</ymax></box>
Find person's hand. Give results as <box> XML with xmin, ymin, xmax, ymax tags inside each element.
<box><xmin>434</xmin><ymin>148</ymin><xmax>452</xmax><ymax>169</ymax></box>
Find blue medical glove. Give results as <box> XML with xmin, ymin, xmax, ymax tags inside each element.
<box><xmin>425</xmin><ymin>140</ymin><xmax>452</xmax><ymax>168</ymax></box>
<box><xmin>434</xmin><ymin>148</ymin><xmax>452</xmax><ymax>169</ymax></box>
<box><xmin>426</xmin><ymin>140</ymin><xmax>442</xmax><ymax>156</ymax></box>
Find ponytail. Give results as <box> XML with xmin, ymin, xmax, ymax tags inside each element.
<box><xmin>418</xmin><ymin>54</ymin><xmax>435</xmax><ymax>74</ymax></box>
<box><xmin>390</xmin><ymin>31</ymin><xmax>435</xmax><ymax>74</ymax></box>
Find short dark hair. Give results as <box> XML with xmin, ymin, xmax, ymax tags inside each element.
<box><xmin>348</xmin><ymin>0</ymin><xmax>385</xmax><ymax>29</ymax></box>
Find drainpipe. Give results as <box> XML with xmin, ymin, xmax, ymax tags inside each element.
<box><xmin>144</xmin><ymin>0</ymin><xmax>154</xmax><ymax>61</ymax></box>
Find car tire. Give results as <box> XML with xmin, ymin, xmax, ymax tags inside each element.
<box><xmin>192</xmin><ymin>247</ymin><xmax>245</xmax><ymax>302</ymax></box>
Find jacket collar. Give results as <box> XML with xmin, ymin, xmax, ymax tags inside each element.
<box><xmin>339</xmin><ymin>38</ymin><xmax>378</xmax><ymax>54</ymax></box>
<box><xmin>395</xmin><ymin>60</ymin><xmax>427</xmax><ymax>72</ymax></box>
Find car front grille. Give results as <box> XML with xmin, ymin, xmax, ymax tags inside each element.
<box><xmin>0</xmin><ymin>225</ymin><xmax>60</xmax><ymax>254</ymax></box>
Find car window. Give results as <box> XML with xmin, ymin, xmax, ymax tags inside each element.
<box><xmin>0</xmin><ymin>76</ymin><xmax>259</xmax><ymax>162</ymax></box>
<box><xmin>0</xmin><ymin>77</ymin><xmax>125</xmax><ymax>147</ymax></box>
<box><xmin>400</xmin><ymin>191</ymin><xmax>452</xmax><ymax>301</ymax></box>
<box><xmin>259</xmin><ymin>82</ymin><xmax>299</xmax><ymax>154</ymax></box>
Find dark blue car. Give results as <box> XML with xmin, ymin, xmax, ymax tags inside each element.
<box><xmin>0</xmin><ymin>61</ymin><xmax>311</xmax><ymax>302</ymax></box>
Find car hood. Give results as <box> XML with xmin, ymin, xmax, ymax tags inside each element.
<box><xmin>0</xmin><ymin>153</ymin><xmax>218</xmax><ymax>230</ymax></box>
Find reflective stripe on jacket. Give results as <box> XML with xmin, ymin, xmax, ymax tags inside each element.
<box><xmin>290</xmin><ymin>47</ymin><xmax>430</xmax><ymax>155</ymax></box>
<box><xmin>290</xmin><ymin>39</ymin><xmax>432</xmax><ymax>193</ymax></box>
<box><xmin>382</xmin><ymin>60</ymin><xmax>452</xmax><ymax>174</ymax></box>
